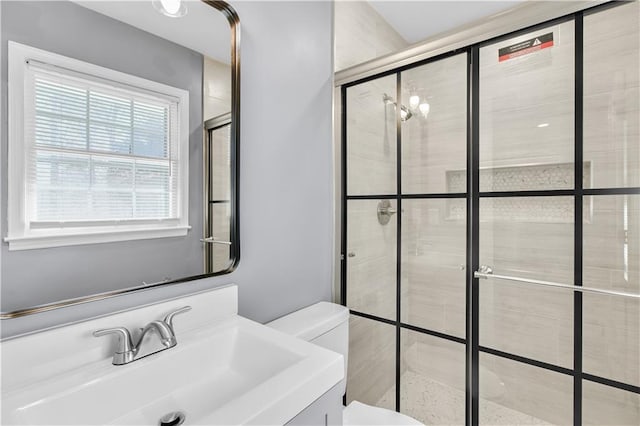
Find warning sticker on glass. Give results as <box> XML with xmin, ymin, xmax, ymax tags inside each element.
<box><xmin>498</xmin><ymin>33</ymin><xmax>554</xmax><ymax>62</ymax></box>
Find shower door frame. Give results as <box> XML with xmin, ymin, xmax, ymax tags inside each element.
<box><xmin>338</xmin><ymin>2</ymin><xmax>640</xmax><ymax>425</ymax></box>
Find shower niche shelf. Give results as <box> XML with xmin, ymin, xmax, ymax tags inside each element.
<box><xmin>445</xmin><ymin>162</ymin><xmax>593</xmax><ymax>223</ymax></box>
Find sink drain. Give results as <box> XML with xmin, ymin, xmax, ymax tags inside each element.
<box><xmin>159</xmin><ymin>411</ymin><xmax>186</xmax><ymax>426</ymax></box>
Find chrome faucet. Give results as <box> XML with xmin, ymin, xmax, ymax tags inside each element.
<box><xmin>93</xmin><ymin>306</ymin><xmax>191</xmax><ymax>365</ymax></box>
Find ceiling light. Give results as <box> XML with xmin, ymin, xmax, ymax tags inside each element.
<box><xmin>152</xmin><ymin>0</ymin><xmax>187</xmax><ymax>18</ymax></box>
<box><xmin>537</xmin><ymin>123</ymin><xmax>550</xmax><ymax>128</ymax></box>
<box><xmin>409</xmin><ymin>95</ymin><xmax>420</xmax><ymax>110</ymax></box>
<box><xmin>419</xmin><ymin>102</ymin><xmax>430</xmax><ymax>118</ymax></box>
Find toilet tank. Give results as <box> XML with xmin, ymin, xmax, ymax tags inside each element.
<box><xmin>267</xmin><ymin>302</ymin><xmax>349</xmax><ymax>394</ymax></box>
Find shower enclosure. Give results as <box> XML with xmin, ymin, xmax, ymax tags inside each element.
<box><xmin>205</xmin><ymin>114</ymin><xmax>233</xmax><ymax>273</ymax></box>
<box><xmin>340</xmin><ymin>2</ymin><xmax>639</xmax><ymax>425</ymax></box>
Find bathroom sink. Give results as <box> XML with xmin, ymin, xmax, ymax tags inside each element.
<box><xmin>1</xmin><ymin>286</ymin><xmax>344</xmax><ymax>425</ymax></box>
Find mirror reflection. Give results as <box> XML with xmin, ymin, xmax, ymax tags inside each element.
<box><xmin>0</xmin><ymin>0</ymin><xmax>238</xmax><ymax>315</ymax></box>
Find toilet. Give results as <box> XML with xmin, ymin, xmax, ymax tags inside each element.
<box><xmin>267</xmin><ymin>302</ymin><xmax>424</xmax><ymax>426</ymax></box>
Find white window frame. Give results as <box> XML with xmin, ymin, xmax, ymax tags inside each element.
<box><xmin>5</xmin><ymin>41</ymin><xmax>190</xmax><ymax>251</ymax></box>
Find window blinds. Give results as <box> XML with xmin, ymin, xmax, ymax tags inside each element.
<box><xmin>24</xmin><ymin>62</ymin><xmax>181</xmax><ymax>225</ymax></box>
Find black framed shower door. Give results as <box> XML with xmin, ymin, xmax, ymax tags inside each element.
<box><xmin>340</xmin><ymin>2</ymin><xmax>640</xmax><ymax>425</ymax></box>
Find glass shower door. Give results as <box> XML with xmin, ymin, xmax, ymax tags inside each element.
<box><xmin>399</xmin><ymin>53</ymin><xmax>468</xmax><ymax>425</ymax></box>
<box><xmin>476</xmin><ymin>6</ymin><xmax>640</xmax><ymax>424</ymax></box>
<box><xmin>476</xmin><ymin>19</ymin><xmax>576</xmax><ymax>425</ymax></box>
<box><xmin>206</xmin><ymin>121</ymin><xmax>232</xmax><ymax>273</ymax></box>
<box><xmin>342</xmin><ymin>3</ymin><xmax>639</xmax><ymax>425</ymax></box>
<box><xmin>581</xmin><ymin>3</ymin><xmax>639</xmax><ymax>425</ymax></box>
<box><xmin>344</xmin><ymin>74</ymin><xmax>398</xmax><ymax>410</ymax></box>
<box><xmin>343</xmin><ymin>53</ymin><xmax>469</xmax><ymax>424</ymax></box>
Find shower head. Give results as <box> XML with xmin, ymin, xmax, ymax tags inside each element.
<box><xmin>383</xmin><ymin>93</ymin><xmax>413</xmax><ymax>122</ymax></box>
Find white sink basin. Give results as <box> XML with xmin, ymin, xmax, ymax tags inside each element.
<box><xmin>1</xmin><ymin>286</ymin><xmax>344</xmax><ymax>425</ymax></box>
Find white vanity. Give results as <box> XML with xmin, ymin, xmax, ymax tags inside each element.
<box><xmin>1</xmin><ymin>285</ymin><xmax>345</xmax><ymax>425</ymax></box>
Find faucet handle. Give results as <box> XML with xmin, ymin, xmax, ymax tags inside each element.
<box><xmin>93</xmin><ymin>327</ymin><xmax>136</xmax><ymax>364</ymax></box>
<box><xmin>164</xmin><ymin>306</ymin><xmax>192</xmax><ymax>331</ymax></box>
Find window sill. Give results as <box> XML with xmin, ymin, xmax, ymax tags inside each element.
<box><xmin>4</xmin><ymin>225</ymin><xmax>191</xmax><ymax>251</ymax></box>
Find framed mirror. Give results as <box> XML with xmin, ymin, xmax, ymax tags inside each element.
<box><xmin>0</xmin><ymin>0</ymin><xmax>240</xmax><ymax>318</ymax></box>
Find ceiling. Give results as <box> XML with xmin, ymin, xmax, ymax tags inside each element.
<box><xmin>368</xmin><ymin>0</ymin><xmax>525</xmax><ymax>44</ymax></box>
<box><xmin>74</xmin><ymin>1</ymin><xmax>525</xmax><ymax>66</ymax></box>
<box><xmin>73</xmin><ymin>0</ymin><xmax>231</xmax><ymax>63</ymax></box>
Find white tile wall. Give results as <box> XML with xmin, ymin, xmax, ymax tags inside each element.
<box><xmin>346</xmin><ymin>75</ymin><xmax>397</xmax><ymax>196</ymax></box>
<box><xmin>402</xmin><ymin>199</ymin><xmax>466</xmax><ymax>338</ymax></box>
<box><xmin>346</xmin><ymin>199</ymin><xmax>396</xmax><ymax>320</ymax></box>
<box><xmin>583</xmin><ymin>195</ymin><xmax>639</xmax><ymax>387</ymax></box>
<box><xmin>401</xmin><ymin>54</ymin><xmax>468</xmax><ymax>195</ymax></box>
<box><xmin>210</xmin><ymin>124</ymin><xmax>231</xmax><ymax>201</ymax></box>
<box><xmin>334</xmin><ymin>1</ymin><xmax>408</xmax><ymax>72</ymax></box>
<box><xmin>583</xmin><ymin>2</ymin><xmax>639</xmax><ymax>189</ymax></box>
<box><xmin>479</xmin><ymin>21</ymin><xmax>575</xmax><ymax>187</ymax></box>
<box><xmin>583</xmin><ymin>381</ymin><xmax>640</xmax><ymax>426</ymax></box>
<box><xmin>203</xmin><ymin>57</ymin><xmax>231</xmax><ymax>121</ymax></box>
<box><xmin>204</xmin><ymin>57</ymin><xmax>232</xmax><ymax>271</ymax></box>
<box><xmin>479</xmin><ymin>353</ymin><xmax>573</xmax><ymax>425</ymax></box>
<box><xmin>346</xmin><ymin>315</ymin><xmax>396</xmax><ymax>409</ymax></box>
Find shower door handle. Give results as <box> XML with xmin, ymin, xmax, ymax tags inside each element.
<box><xmin>200</xmin><ymin>237</ymin><xmax>232</xmax><ymax>245</ymax></box>
<box><xmin>477</xmin><ymin>265</ymin><xmax>493</xmax><ymax>275</ymax></box>
<box><xmin>474</xmin><ymin>267</ymin><xmax>640</xmax><ymax>299</ymax></box>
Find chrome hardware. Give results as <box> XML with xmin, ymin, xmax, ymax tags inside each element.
<box><xmin>474</xmin><ymin>270</ymin><xmax>640</xmax><ymax>299</ymax></box>
<box><xmin>93</xmin><ymin>327</ymin><xmax>136</xmax><ymax>365</ymax></box>
<box><xmin>477</xmin><ymin>265</ymin><xmax>493</xmax><ymax>275</ymax></box>
<box><xmin>142</xmin><ymin>277</ymin><xmax>172</xmax><ymax>286</ymax></box>
<box><xmin>377</xmin><ymin>200</ymin><xmax>397</xmax><ymax>225</ymax></box>
<box><xmin>136</xmin><ymin>320</ymin><xmax>176</xmax><ymax>350</ymax></box>
<box><xmin>347</xmin><ymin>252</ymin><xmax>356</xmax><ymax>258</ymax></box>
<box><xmin>164</xmin><ymin>306</ymin><xmax>191</xmax><ymax>331</ymax></box>
<box><xmin>94</xmin><ymin>306</ymin><xmax>191</xmax><ymax>365</ymax></box>
<box><xmin>200</xmin><ymin>237</ymin><xmax>232</xmax><ymax>245</ymax></box>
<box><xmin>159</xmin><ymin>411</ymin><xmax>186</xmax><ymax>426</ymax></box>
<box><xmin>383</xmin><ymin>93</ymin><xmax>413</xmax><ymax>121</ymax></box>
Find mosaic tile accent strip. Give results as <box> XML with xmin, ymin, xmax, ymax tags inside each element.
<box><xmin>446</xmin><ymin>162</ymin><xmax>592</xmax><ymax>223</ymax></box>
<box><xmin>447</xmin><ymin>162</ymin><xmax>591</xmax><ymax>193</ymax></box>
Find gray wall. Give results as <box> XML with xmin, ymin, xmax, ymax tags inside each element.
<box><xmin>1</xmin><ymin>0</ymin><xmax>334</xmax><ymax>338</ymax></box>
<box><xmin>0</xmin><ymin>1</ymin><xmax>204</xmax><ymax>312</ymax></box>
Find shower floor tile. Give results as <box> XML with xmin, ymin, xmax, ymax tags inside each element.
<box><xmin>377</xmin><ymin>371</ymin><xmax>552</xmax><ymax>425</ymax></box>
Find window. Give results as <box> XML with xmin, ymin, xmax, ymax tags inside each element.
<box><xmin>6</xmin><ymin>42</ymin><xmax>190</xmax><ymax>250</ymax></box>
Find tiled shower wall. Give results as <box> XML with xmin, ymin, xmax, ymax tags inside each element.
<box><xmin>204</xmin><ymin>57</ymin><xmax>232</xmax><ymax>271</ymax></box>
<box><xmin>334</xmin><ymin>1</ymin><xmax>407</xmax><ymax>72</ymax></box>
<box><xmin>345</xmin><ymin>2</ymin><xmax>639</xmax><ymax>425</ymax></box>
<box><xmin>204</xmin><ymin>57</ymin><xmax>231</xmax><ymax>121</ymax></box>
<box><xmin>209</xmin><ymin>124</ymin><xmax>231</xmax><ymax>271</ymax></box>
<box><xmin>345</xmin><ymin>74</ymin><xmax>399</xmax><ymax>406</ymax></box>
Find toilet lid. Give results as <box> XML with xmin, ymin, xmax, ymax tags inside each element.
<box><xmin>343</xmin><ymin>401</ymin><xmax>424</xmax><ymax>426</ymax></box>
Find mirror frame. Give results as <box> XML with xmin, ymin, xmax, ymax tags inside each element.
<box><xmin>0</xmin><ymin>0</ymin><xmax>241</xmax><ymax>319</ymax></box>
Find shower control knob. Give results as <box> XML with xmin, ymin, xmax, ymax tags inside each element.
<box><xmin>347</xmin><ymin>252</ymin><xmax>356</xmax><ymax>258</ymax></box>
<box><xmin>377</xmin><ymin>200</ymin><xmax>396</xmax><ymax>225</ymax></box>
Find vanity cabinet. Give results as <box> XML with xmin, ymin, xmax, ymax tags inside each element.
<box><xmin>286</xmin><ymin>384</ymin><xmax>344</xmax><ymax>426</ymax></box>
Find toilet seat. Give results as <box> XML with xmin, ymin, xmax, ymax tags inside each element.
<box><xmin>343</xmin><ymin>401</ymin><xmax>424</xmax><ymax>426</ymax></box>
